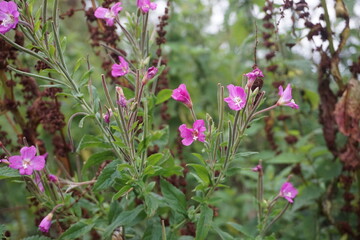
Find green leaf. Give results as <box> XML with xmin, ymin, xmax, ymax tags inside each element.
<box><xmin>77</xmin><ymin>135</ymin><xmax>111</xmax><ymax>151</ymax></box>
<box><xmin>143</xmin><ymin>218</ymin><xmax>163</xmax><ymax>240</ymax></box>
<box><xmin>212</xmin><ymin>226</ymin><xmax>234</xmax><ymax>240</ymax></box>
<box><xmin>147</xmin><ymin>153</ymin><xmax>164</xmax><ymax>166</ymax></box>
<box><xmin>227</xmin><ymin>222</ymin><xmax>253</xmax><ymax>238</ymax></box>
<box><xmin>59</xmin><ymin>221</ymin><xmax>95</xmax><ymax>240</ymax></box>
<box><xmin>112</xmin><ymin>185</ymin><xmax>133</xmax><ymax>201</ymax></box>
<box><xmin>195</xmin><ymin>205</ymin><xmax>213</xmax><ymax>240</ymax></box>
<box><xmin>144</xmin><ymin>192</ymin><xmax>162</xmax><ymax>217</ymax></box>
<box><xmin>187</xmin><ymin>164</ymin><xmax>210</xmax><ymax>186</ymax></box>
<box><xmin>156</xmin><ymin>89</ymin><xmax>173</xmax><ymax>105</ymax></box>
<box><xmin>79</xmin><ymin>67</ymin><xmax>94</xmax><ymax>87</ymax></box>
<box><xmin>235</xmin><ymin>151</ymin><xmax>259</xmax><ymax>157</ymax></box>
<box><xmin>266</xmin><ymin>152</ymin><xmax>303</xmax><ymax>164</ymax></box>
<box><xmin>160</xmin><ymin>179</ymin><xmax>187</xmax><ymax>215</ymax></box>
<box><xmin>72</xmin><ymin>57</ymin><xmax>85</xmax><ymax>75</ymax></box>
<box><xmin>104</xmin><ymin>205</ymin><xmax>145</xmax><ymax>239</ymax></box>
<box><xmin>192</xmin><ymin>153</ymin><xmax>206</xmax><ymax>165</ymax></box>
<box><xmin>93</xmin><ymin>161</ymin><xmax>120</xmax><ymax>191</ymax></box>
<box><xmin>0</xmin><ymin>166</ymin><xmax>21</xmax><ymax>179</ymax></box>
<box><xmin>82</xmin><ymin>150</ymin><xmax>116</xmax><ymax>172</ymax></box>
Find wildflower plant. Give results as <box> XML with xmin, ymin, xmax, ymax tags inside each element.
<box><xmin>0</xmin><ymin>0</ymin><xmax>301</xmax><ymax>239</ymax></box>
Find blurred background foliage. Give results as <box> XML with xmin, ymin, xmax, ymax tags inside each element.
<box><xmin>1</xmin><ymin>0</ymin><xmax>359</xmax><ymax>239</ymax></box>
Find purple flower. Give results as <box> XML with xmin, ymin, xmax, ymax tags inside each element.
<box><xmin>0</xmin><ymin>1</ymin><xmax>19</xmax><ymax>34</ymax></box>
<box><xmin>172</xmin><ymin>84</ymin><xmax>192</xmax><ymax>108</ymax></box>
<box><xmin>111</xmin><ymin>56</ymin><xmax>129</xmax><ymax>77</ymax></box>
<box><xmin>8</xmin><ymin>146</ymin><xmax>46</xmax><ymax>175</ymax></box>
<box><xmin>279</xmin><ymin>182</ymin><xmax>298</xmax><ymax>203</ymax></box>
<box><xmin>137</xmin><ymin>0</ymin><xmax>157</xmax><ymax>13</ymax></box>
<box><xmin>94</xmin><ymin>2</ymin><xmax>122</xmax><ymax>26</ymax></box>
<box><xmin>252</xmin><ymin>164</ymin><xmax>262</xmax><ymax>172</ymax></box>
<box><xmin>116</xmin><ymin>86</ymin><xmax>128</xmax><ymax>108</ymax></box>
<box><xmin>39</xmin><ymin>213</ymin><xmax>53</xmax><ymax>233</ymax></box>
<box><xmin>48</xmin><ymin>174</ymin><xmax>58</xmax><ymax>183</ymax></box>
<box><xmin>244</xmin><ymin>68</ymin><xmax>264</xmax><ymax>87</ymax></box>
<box><xmin>277</xmin><ymin>84</ymin><xmax>299</xmax><ymax>109</ymax></box>
<box><xmin>179</xmin><ymin>120</ymin><xmax>206</xmax><ymax>146</ymax></box>
<box><xmin>224</xmin><ymin>84</ymin><xmax>247</xmax><ymax>111</ymax></box>
<box><xmin>103</xmin><ymin>109</ymin><xmax>113</xmax><ymax>124</ymax></box>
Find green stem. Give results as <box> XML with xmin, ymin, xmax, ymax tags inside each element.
<box><xmin>261</xmin><ymin>202</ymin><xmax>291</xmax><ymax>236</ymax></box>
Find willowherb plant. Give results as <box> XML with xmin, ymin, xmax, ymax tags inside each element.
<box><xmin>0</xmin><ymin>1</ymin><xmax>300</xmax><ymax>239</ymax></box>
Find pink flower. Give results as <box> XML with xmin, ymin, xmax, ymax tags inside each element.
<box><xmin>103</xmin><ymin>109</ymin><xmax>113</xmax><ymax>124</ymax></box>
<box><xmin>35</xmin><ymin>173</ymin><xmax>44</xmax><ymax>192</ymax></box>
<box><xmin>39</xmin><ymin>213</ymin><xmax>53</xmax><ymax>233</ymax></box>
<box><xmin>137</xmin><ymin>0</ymin><xmax>157</xmax><ymax>13</ymax></box>
<box><xmin>224</xmin><ymin>84</ymin><xmax>247</xmax><ymax>111</ymax></box>
<box><xmin>94</xmin><ymin>2</ymin><xmax>122</xmax><ymax>26</ymax></box>
<box><xmin>8</xmin><ymin>146</ymin><xmax>46</xmax><ymax>175</ymax></box>
<box><xmin>111</xmin><ymin>56</ymin><xmax>129</xmax><ymax>77</ymax></box>
<box><xmin>116</xmin><ymin>86</ymin><xmax>127</xmax><ymax>108</ymax></box>
<box><xmin>277</xmin><ymin>84</ymin><xmax>299</xmax><ymax>109</ymax></box>
<box><xmin>0</xmin><ymin>1</ymin><xmax>19</xmax><ymax>34</ymax></box>
<box><xmin>279</xmin><ymin>182</ymin><xmax>298</xmax><ymax>203</ymax></box>
<box><xmin>179</xmin><ymin>120</ymin><xmax>206</xmax><ymax>146</ymax></box>
<box><xmin>252</xmin><ymin>164</ymin><xmax>262</xmax><ymax>172</ymax></box>
<box><xmin>244</xmin><ymin>68</ymin><xmax>264</xmax><ymax>87</ymax></box>
<box><xmin>172</xmin><ymin>84</ymin><xmax>192</xmax><ymax>108</ymax></box>
<box><xmin>48</xmin><ymin>174</ymin><xmax>58</xmax><ymax>183</ymax></box>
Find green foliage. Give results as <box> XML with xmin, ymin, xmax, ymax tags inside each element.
<box><xmin>0</xmin><ymin>166</ymin><xmax>21</xmax><ymax>179</ymax></box>
<box><xmin>59</xmin><ymin>221</ymin><xmax>95</xmax><ymax>240</ymax></box>
<box><xmin>160</xmin><ymin>179</ymin><xmax>187</xmax><ymax>215</ymax></box>
<box><xmin>195</xmin><ymin>204</ymin><xmax>214</xmax><ymax>240</ymax></box>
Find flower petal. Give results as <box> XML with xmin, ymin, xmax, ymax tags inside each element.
<box><xmin>111</xmin><ymin>2</ymin><xmax>123</xmax><ymax>15</ymax></box>
<box><xmin>30</xmin><ymin>156</ymin><xmax>46</xmax><ymax>171</ymax></box>
<box><xmin>282</xmin><ymin>84</ymin><xmax>293</xmax><ymax>102</ymax></box>
<box><xmin>278</xmin><ymin>85</ymin><xmax>284</xmax><ymax>96</ymax></box>
<box><xmin>193</xmin><ymin>120</ymin><xmax>205</xmax><ymax>132</ymax></box>
<box><xmin>8</xmin><ymin>155</ymin><xmax>23</xmax><ymax>169</ymax></box>
<box><xmin>181</xmin><ymin>138</ymin><xmax>194</xmax><ymax>146</ymax></box>
<box><xmin>20</xmin><ymin>146</ymin><xmax>37</xmax><ymax>160</ymax></box>
<box><xmin>94</xmin><ymin>7</ymin><xmax>109</xmax><ymax>19</ymax></box>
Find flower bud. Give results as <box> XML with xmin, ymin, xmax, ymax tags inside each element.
<box><xmin>39</xmin><ymin>213</ymin><xmax>53</xmax><ymax>233</ymax></box>
<box><xmin>142</xmin><ymin>66</ymin><xmax>158</xmax><ymax>85</ymax></box>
